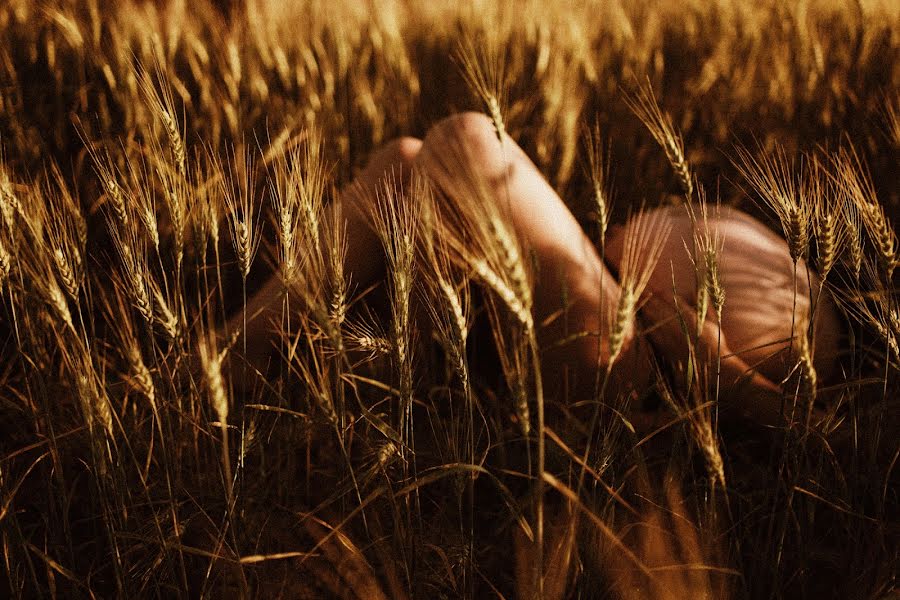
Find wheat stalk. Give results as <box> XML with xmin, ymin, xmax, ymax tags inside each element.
<box><xmin>486</xmin><ymin>297</ymin><xmax>532</xmax><ymax>437</ymax></box>
<box><xmin>832</xmin><ymin>145</ymin><xmax>897</xmax><ymax>280</ymax></box>
<box><xmin>67</xmin><ymin>342</ymin><xmax>114</xmax><ymax>441</ymax></box>
<box><xmin>0</xmin><ymin>166</ymin><xmax>21</xmax><ymax>230</ymax></box>
<box><xmin>371</xmin><ymin>173</ymin><xmax>418</xmax><ymax>421</ymax></box>
<box><xmin>885</xmin><ymin>94</ymin><xmax>900</xmax><ymax>149</ymax></box>
<box><xmin>659</xmin><ymin>379</ymin><xmax>725</xmax><ymax>489</ymax></box>
<box><xmin>137</xmin><ymin>60</ymin><xmax>187</xmax><ymax>179</ymax></box>
<box><xmin>421</xmin><ymin>186</ymin><xmax>472</xmax><ymax>392</ymax></box>
<box><xmin>625</xmin><ymin>80</ymin><xmax>693</xmax><ymax>201</ymax></box>
<box><xmin>733</xmin><ymin>143</ymin><xmax>812</xmax><ymax>264</ymax></box>
<box><xmin>455</xmin><ymin>33</ymin><xmax>507</xmax><ymax>142</ymax></box>
<box><xmin>584</xmin><ymin>122</ymin><xmax>613</xmax><ymax>252</ymax></box>
<box><xmin>833</xmin><ymin>260</ymin><xmax>900</xmax><ymax>365</ymax></box>
<box><xmin>126</xmin><ymin>336</ymin><xmax>156</xmax><ymax>407</ymax></box>
<box><xmin>109</xmin><ymin>226</ymin><xmax>154</xmax><ymax>326</ymax></box>
<box><xmin>45</xmin><ymin>276</ymin><xmax>74</xmax><ymax>331</ymax></box>
<box><xmin>151</xmin><ymin>280</ymin><xmax>179</xmax><ymax>341</ymax></box>
<box><xmin>812</xmin><ymin>166</ymin><xmax>844</xmax><ymax>283</ymax></box>
<box><xmin>609</xmin><ymin>208</ymin><xmax>672</xmax><ymax>363</ymax></box>
<box><xmin>198</xmin><ymin>324</ymin><xmax>235</xmax><ymax>506</ymax></box>
<box><xmin>199</xmin><ymin>332</ymin><xmax>229</xmax><ymax>426</ymax></box>
<box><xmin>293</xmin><ymin>341</ymin><xmax>338</xmax><ymax>425</ymax></box>
<box><xmin>345</xmin><ymin>318</ymin><xmax>392</xmax><ymax>360</ymax></box>
<box><xmin>0</xmin><ymin>236</ymin><xmax>10</xmax><ymax>290</ymax></box>
<box><xmin>795</xmin><ymin>315</ymin><xmax>818</xmax><ymax>404</ymax></box>
<box><xmin>79</xmin><ymin>131</ymin><xmax>130</xmax><ymax>228</ymax></box>
<box><xmin>682</xmin><ymin>194</ymin><xmax>725</xmax><ymax>338</ymax></box>
<box><xmin>35</xmin><ymin>168</ymin><xmax>85</xmax><ymax>301</ymax></box>
<box><xmin>2</xmin><ymin>2</ymin><xmax>898</xmax><ymax>596</ymax></box>
<box><xmin>701</xmin><ymin>235</ymin><xmax>725</xmax><ymax>323</ymax></box>
<box><xmin>222</xmin><ymin>150</ymin><xmax>261</xmax><ymax>281</ymax></box>
<box><xmin>125</xmin><ymin>154</ymin><xmax>162</xmax><ymax>252</ymax></box>
<box><xmin>860</xmin><ymin>202</ymin><xmax>897</xmax><ymax>281</ymax></box>
<box><xmin>297</xmin><ymin>131</ymin><xmax>328</xmax><ymax>258</ymax></box>
<box><xmin>325</xmin><ymin>198</ymin><xmax>348</xmax><ymax>333</ymax></box>
<box><xmin>105</xmin><ymin>179</ymin><xmax>129</xmax><ymax>227</ymax></box>
<box><xmin>157</xmin><ymin>164</ymin><xmax>187</xmax><ymax>271</ymax></box>
<box><xmin>76</xmin><ymin>372</ymin><xmax>114</xmax><ymax>439</ymax></box>
<box><xmin>270</xmin><ymin>147</ymin><xmax>300</xmax><ymax>280</ymax></box>
<box><xmin>842</xmin><ymin>198</ymin><xmax>864</xmax><ymax>281</ymax></box>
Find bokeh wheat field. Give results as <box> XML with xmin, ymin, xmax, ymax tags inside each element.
<box><xmin>0</xmin><ymin>0</ymin><xmax>898</xmax><ymax>598</ymax></box>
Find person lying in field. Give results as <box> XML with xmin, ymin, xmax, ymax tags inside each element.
<box><xmin>231</xmin><ymin>112</ymin><xmax>842</xmax><ymax>431</ymax></box>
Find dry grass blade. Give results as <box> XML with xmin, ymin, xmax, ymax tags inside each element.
<box><xmin>885</xmin><ymin>94</ymin><xmax>900</xmax><ymax>149</ymax></box>
<box><xmin>24</xmin><ymin>542</ymin><xmax>91</xmax><ymax>594</ymax></box>
<box><xmin>300</xmin><ymin>517</ymin><xmax>391</xmax><ymax>600</ymax></box>
<box><xmin>587</xmin><ymin>474</ymin><xmax>735</xmax><ymax>600</ymax></box>
<box><xmin>542</xmin><ymin>472</ymin><xmax>653</xmax><ymax>579</ymax></box>
<box><xmin>514</xmin><ymin>501</ymin><xmax>578</xmax><ymax>600</ymax></box>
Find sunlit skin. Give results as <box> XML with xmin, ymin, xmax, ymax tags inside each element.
<box><xmin>232</xmin><ymin>112</ymin><xmax>841</xmax><ymax>428</ymax></box>
<box><xmin>605</xmin><ymin>206</ymin><xmax>842</xmax><ymax>383</ymax></box>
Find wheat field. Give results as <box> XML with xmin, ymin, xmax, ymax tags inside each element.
<box><xmin>0</xmin><ymin>0</ymin><xmax>897</xmax><ymax>598</ymax></box>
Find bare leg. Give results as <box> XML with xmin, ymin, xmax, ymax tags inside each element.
<box><xmin>416</xmin><ymin>112</ymin><xmax>650</xmax><ymax>399</ymax></box>
<box><xmin>606</xmin><ymin>205</ymin><xmax>843</xmax><ymax>425</ymax></box>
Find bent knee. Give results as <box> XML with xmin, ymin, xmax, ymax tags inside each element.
<box><xmin>390</xmin><ymin>136</ymin><xmax>424</xmax><ymax>167</ymax></box>
<box><xmin>420</xmin><ymin>112</ymin><xmax>512</xmax><ymax>181</ymax></box>
<box><xmin>357</xmin><ymin>136</ymin><xmax>423</xmax><ymax>186</ymax></box>
<box><xmin>375</xmin><ymin>136</ymin><xmax>423</xmax><ymax>174</ymax></box>
<box><xmin>425</xmin><ymin>112</ymin><xmax>499</xmax><ymax>148</ymax></box>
